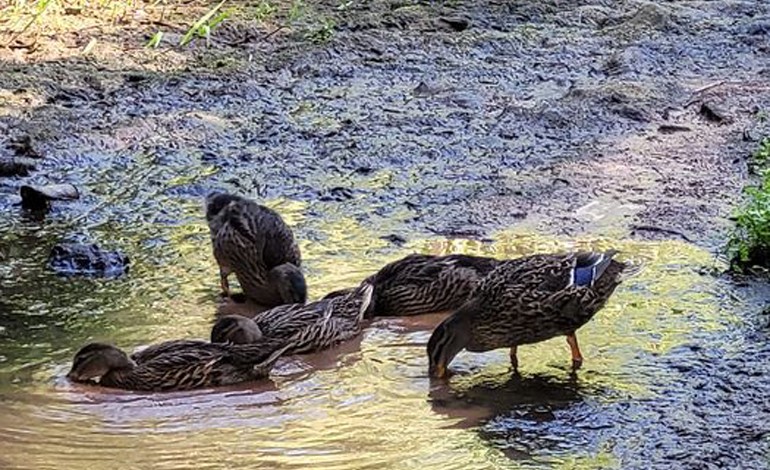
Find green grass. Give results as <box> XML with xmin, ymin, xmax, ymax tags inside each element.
<box><xmin>727</xmin><ymin>137</ymin><xmax>770</xmax><ymax>270</ymax></box>
<box><xmin>754</xmin><ymin>136</ymin><xmax>770</xmax><ymax>166</ymax></box>
<box><xmin>179</xmin><ymin>0</ymin><xmax>229</xmax><ymax>46</ymax></box>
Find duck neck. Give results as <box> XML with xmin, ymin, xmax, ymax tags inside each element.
<box><xmin>100</xmin><ymin>365</ymin><xmax>137</xmax><ymax>389</ymax></box>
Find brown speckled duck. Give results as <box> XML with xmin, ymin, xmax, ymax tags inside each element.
<box><xmin>67</xmin><ymin>339</ymin><xmax>290</xmax><ymax>391</ymax></box>
<box><xmin>427</xmin><ymin>250</ymin><xmax>628</xmax><ymax>378</ymax></box>
<box><xmin>211</xmin><ymin>283</ymin><xmax>374</xmax><ymax>357</ymax></box>
<box><xmin>205</xmin><ymin>192</ymin><xmax>306</xmax><ymax>308</ymax></box>
<box><xmin>324</xmin><ymin>253</ymin><xmax>501</xmax><ymax>318</ymax></box>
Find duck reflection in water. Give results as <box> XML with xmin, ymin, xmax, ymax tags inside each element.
<box><xmin>428</xmin><ymin>372</ymin><xmax>609</xmax><ymax>462</ymax></box>
<box><xmin>428</xmin><ymin>372</ymin><xmax>584</xmax><ymax>429</ymax></box>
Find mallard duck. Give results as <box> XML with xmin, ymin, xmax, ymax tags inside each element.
<box><xmin>427</xmin><ymin>250</ymin><xmax>628</xmax><ymax>378</ymax></box>
<box><xmin>211</xmin><ymin>283</ymin><xmax>374</xmax><ymax>357</ymax></box>
<box><xmin>205</xmin><ymin>192</ymin><xmax>307</xmax><ymax>308</ymax></box>
<box><xmin>67</xmin><ymin>338</ymin><xmax>290</xmax><ymax>391</ymax></box>
<box><xmin>323</xmin><ymin>253</ymin><xmax>501</xmax><ymax>318</ymax></box>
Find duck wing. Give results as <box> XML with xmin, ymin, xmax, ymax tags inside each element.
<box><xmin>131</xmin><ymin>340</ymin><xmax>213</xmax><ymax>363</ymax></box>
<box><xmin>464</xmin><ymin>251</ymin><xmax>624</xmax><ymax>337</ymax></box>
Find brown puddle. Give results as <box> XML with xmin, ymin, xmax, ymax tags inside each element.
<box><xmin>0</xmin><ymin>201</ymin><xmax>747</xmax><ymax>469</ymax></box>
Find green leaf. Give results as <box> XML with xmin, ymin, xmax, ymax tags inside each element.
<box><xmin>180</xmin><ymin>0</ymin><xmax>226</xmax><ymax>46</ymax></box>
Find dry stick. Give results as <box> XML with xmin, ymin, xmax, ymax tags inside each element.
<box><xmin>693</xmin><ymin>80</ymin><xmax>726</xmax><ymax>94</ymax></box>
<box><xmin>631</xmin><ymin>224</ymin><xmax>693</xmax><ymax>243</ymax></box>
<box><xmin>684</xmin><ymin>80</ymin><xmax>728</xmax><ymax>108</ymax></box>
<box><xmin>261</xmin><ymin>25</ymin><xmax>286</xmax><ymax>41</ymax></box>
<box><xmin>219</xmin><ymin>25</ymin><xmax>286</xmax><ymax>47</ymax></box>
<box><xmin>3</xmin><ymin>2</ymin><xmax>51</xmax><ymax>48</ymax></box>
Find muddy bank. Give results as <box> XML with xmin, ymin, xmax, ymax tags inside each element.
<box><xmin>1</xmin><ymin>0</ymin><xmax>769</xmax><ymax>246</ymax></box>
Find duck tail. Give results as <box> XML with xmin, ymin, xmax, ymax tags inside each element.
<box><xmin>257</xmin><ymin>341</ymin><xmax>294</xmax><ymax>369</ymax></box>
<box><xmin>357</xmin><ymin>282</ymin><xmax>375</xmax><ymax>321</ymax></box>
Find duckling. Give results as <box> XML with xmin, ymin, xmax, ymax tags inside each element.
<box><xmin>211</xmin><ymin>283</ymin><xmax>374</xmax><ymax>357</ymax></box>
<box><xmin>67</xmin><ymin>339</ymin><xmax>290</xmax><ymax>391</ymax></box>
<box><xmin>323</xmin><ymin>254</ymin><xmax>501</xmax><ymax>318</ymax></box>
<box><xmin>427</xmin><ymin>250</ymin><xmax>628</xmax><ymax>378</ymax></box>
<box><xmin>205</xmin><ymin>192</ymin><xmax>307</xmax><ymax>308</ymax></box>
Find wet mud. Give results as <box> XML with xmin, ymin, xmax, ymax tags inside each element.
<box><xmin>2</xmin><ymin>0</ymin><xmax>770</xmax><ymax>469</ymax></box>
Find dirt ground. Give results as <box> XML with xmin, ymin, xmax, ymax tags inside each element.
<box><xmin>2</xmin><ymin>0</ymin><xmax>770</xmax><ymax>251</ymax></box>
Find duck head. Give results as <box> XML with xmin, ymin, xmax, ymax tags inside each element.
<box><xmin>427</xmin><ymin>314</ymin><xmax>470</xmax><ymax>379</ymax></box>
<box><xmin>211</xmin><ymin>315</ymin><xmax>264</xmax><ymax>345</ymax></box>
<box><xmin>67</xmin><ymin>343</ymin><xmax>135</xmax><ymax>383</ymax></box>
<box><xmin>269</xmin><ymin>264</ymin><xmax>308</xmax><ymax>305</ymax></box>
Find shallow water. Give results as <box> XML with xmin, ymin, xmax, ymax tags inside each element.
<box><xmin>2</xmin><ymin>194</ymin><xmax>768</xmax><ymax>469</ymax></box>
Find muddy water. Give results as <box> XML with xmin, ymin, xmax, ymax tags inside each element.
<box><xmin>1</xmin><ymin>194</ymin><xmax>768</xmax><ymax>469</ymax></box>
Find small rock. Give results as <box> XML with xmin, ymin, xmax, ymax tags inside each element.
<box><xmin>9</xmin><ymin>135</ymin><xmax>41</xmax><ymax>158</ymax></box>
<box><xmin>658</xmin><ymin>124</ymin><xmax>692</xmax><ymax>134</ymax></box>
<box><xmin>746</xmin><ymin>21</ymin><xmax>770</xmax><ymax>36</ymax></box>
<box><xmin>380</xmin><ymin>234</ymin><xmax>407</xmax><ymax>246</ymax></box>
<box><xmin>319</xmin><ymin>186</ymin><xmax>355</xmax><ymax>202</ymax></box>
<box><xmin>438</xmin><ymin>16</ymin><xmax>470</xmax><ymax>32</ymax></box>
<box><xmin>613</xmin><ymin>104</ymin><xmax>649</xmax><ymax>122</ymax></box>
<box><xmin>413</xmin><ymin>81</ymin><xmax>442</xmax><ymax>97</ymax></box>
<box><xmin>48</xmin><ymin>243</ymin><xmax>129</xmax><ymax>278</ymax></box>
<box><xmin>700</xmin><ymin>102</ymin><xmax>731</xmax><ymax>123</ymax></box>
<box><xmin>124</xmin><ymin>72</ymin><xmax>150</xmax><ymax>83</ymax></box>
<box><xmin>20</xmin><ymin>184</ymin><xmax>80</xmax><ymax>210</ymax></box>
<box><xmin>0</xmin><ymin>158</ymin><xmax>35</xmax><ymax>177</ymax></box>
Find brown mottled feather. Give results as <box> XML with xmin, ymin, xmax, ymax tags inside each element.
<box><xmin>458</xmin><ymin>252</ymin><xmax>626</xmax><ymax>352</ymax></box>
<box><xmin>70</xmin><ymin>340</ymin><xmax>290</xmax><ymax>392</ymax></box>
<box><xmin>206</xmin><ymin>192</ymin><xmax>302</xmax><ymax>306</ymax></box>
<box><xmin>212</xmin><ymin>283</ymin><xmax>374</xmax><ymax>356</ymax></box>
<box><xmin>341</xmin><ymin>253</ymin><xmax>501</xmax><ymax>317</ymax></box>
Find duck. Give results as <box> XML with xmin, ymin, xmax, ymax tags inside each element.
<box><xmin>427</xmin><ymin>250</ymin><xmax>628</xmax><ymax>378</ymax></box>
<box><xmin>67</xmin><ymin>338</ymin><xmax>291</xmax><ymax>391</ymax></box>
<box><xmin>205</xmin><ymin>191</ymin><xmax>307</xmax><ymax>308</ymax></box>
<box><xmin>211</xmin><ymin>283</ymin><xmax>374</xmax><ymax>357</ymax></box>
<box><xmin>323</xmin><ymin>253</ymin><xmax>501</xmax><ymax>318</ymax></box>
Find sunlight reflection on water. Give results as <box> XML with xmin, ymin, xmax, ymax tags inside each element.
<box><xmin>0</xmin><ymin>198</ymin><xmax>735</xmax><ymax>470</ymax></box>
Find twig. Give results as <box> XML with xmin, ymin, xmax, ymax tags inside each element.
<box><xmin>631</xmin><ymin>224</ymin><xmax>693</xmax><ymax>243</ymax></box>
<box><xmin>261</xmin><ymin>25</ymin><xmax>286</xmax><ymax>41</ymax></box>
<box><xmin>684</xmin><ymin>80</ymin><xmax>727</xmax><ymax>108</ymax></box>
<box><xmin>4</xmin><ymin>1</ymin><xmax>51</xmax><ymax>48</ymax></box>
<box><xmin>140</xmin><ymin>19</ymin><xmax>182</xmax><ymax>30</ymax></box>
<box><xmin>693</xmin><ymin>80</ymin><xmax>726</xmax><ymax>94</ymax></box>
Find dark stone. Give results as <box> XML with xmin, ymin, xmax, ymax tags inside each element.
<box><xmin>48</xmin><ymin>243</ymin><xmax>130</xmax><ymax>278</ymax></box>
<box><xmin>413</xmin><ymin>81</ymin><xmax>442</xmax><ymax>97</ymax></box>
<box><xmin>20</xmin><ymin>184</ymin><xmax>79</xmax><ymax>210</ymax></box>
<box><xmin>438</xmin><ymin>16</ymin><xmax>470</xmax><ymax>32</ymax></box>
<box><xmin>0</xmin><ymin>158</ymin><xmax>35</xmax><ymax>177</ymax></box>
<box><xmin>124</xmin><ymin>72</ymin><xmax>150</xmax><ymax>83</ymax></box>
<box><xmin>700</xmin><ymin>102</ymin><xmax>731</xmax><ymax>123</ymax></box>
<box><xmin>9</xmin><ymin>135</ymin><xmax>41</xmax><ymax>158</ymax></box>
<box><xmin>319</xmin><ymin>186</ymin><xmax>355</xmax><ymax>202</ymax></box>
<box><xmin>658</xmin><ymin>124</ymin><xmax>692</xmax><ymax>134</ymax></box>
<box><xmin>379</xmin><ymin>234</ymin><xmax>407</xmax><ymax>246</ymax></box>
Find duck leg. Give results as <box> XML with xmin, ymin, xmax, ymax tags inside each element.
<box><xmin>220</xmin><ymin>268</ymin><xmax>231</xmax><ymax>298</ymax></box>
<box><xmin>566</xmin><ymin>333</ymin><xmax>583</xmax><ymax>370</ymax></box>
<box><xmin>509</xmin><ymin>345</ymin><xmax>519</xmax><ymax>371</ymax></box>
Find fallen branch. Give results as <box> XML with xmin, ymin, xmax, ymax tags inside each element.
<box><xmin>3</xmin><ymin>1</ymin><xmax>51</xmax><ymax>48</ymax></box>
<box><xmin>631</xmin><ymin>224</ymin><xmax>693</xmax><ymax>243</ymax></box>
<box><xmin>684</xmin><ymin>80</ymin><xmax>728</xmax><ymax>108</ymax></box>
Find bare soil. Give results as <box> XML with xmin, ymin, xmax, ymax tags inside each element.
<box><xmin>2</xmin><ymin>0</ymin><xmax>770</xmax><ymax>250</ymax></box>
